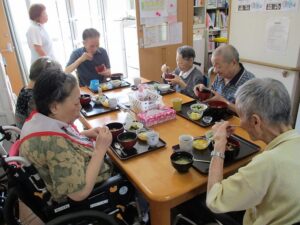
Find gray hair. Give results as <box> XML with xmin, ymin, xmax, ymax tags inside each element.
<box><xmin>235</xmin><ymin>78</ymin><xmax>291</xmax><ymax>126</ymax></box>
<box><xmin>82</xmin><ymin>28</ymin><xmax>100</xmax><ymax>40</ymax></box>
<box><xmin>177</xmin><ymin>45</ymin><xmax>195</xmax><ymax>61</ymax></box>
<box><xmin>212</xmin><ymin>44</ymin><xmax>239</xmax><ymax>64</ymax></box>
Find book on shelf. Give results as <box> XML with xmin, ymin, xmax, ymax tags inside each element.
<box><xmin>194</xmin><ymin>0</ymin><xmax>205</xmax><ymax>7</ymax></box>
<box><xmin>220</xmin><ymin>11</ymin><xmax>227</xmax><ymax>28</ymax></box>
<box><xmin>206</xmin><ymin>12</ymin><xmax>216</xmax><ymax>28</ymax></box>
<box><xmin>207</xmin><ymin>0</ymin><xmax>217</xmax><ymax>8</ymax></box>
<box><xmin>217</xmin><ymin>0</ymin><xmax>227</xmax><ymax>8</ymax></box>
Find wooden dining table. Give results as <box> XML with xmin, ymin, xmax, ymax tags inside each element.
<box><xmin>78</xmin><ymin>80</ymin><xmax>266</xmax><ymax>225</ymax></box>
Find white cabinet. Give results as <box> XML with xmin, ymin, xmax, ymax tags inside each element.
<box><xmin>0</xmin><ymin>54</ymin><xmax>16</xmax><ymax>125</ymax></box>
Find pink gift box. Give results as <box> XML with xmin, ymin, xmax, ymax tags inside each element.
<box><xmin>137</xmin><ymin>107</ymin><xmax>176</xmax><ymax>127</ymax></box>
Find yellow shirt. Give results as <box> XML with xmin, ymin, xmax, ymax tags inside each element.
<box><xmin>207</xmin><ymin>129</ymin><xmax>300</xmax><ymax>225</ymax></box>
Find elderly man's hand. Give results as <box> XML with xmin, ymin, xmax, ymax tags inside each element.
<box><xmin>212</xmin><ymin>121</ymin><xmax>230</xmax><ymax>153</ymax></box>
<box><xmin>99</xmin><ymin>68</ymin><xmax>111</xmax><ymax>77</ymax></box>
<box><xmin>80</xmin><ymin>52</ymin><xmax>93</xmax><ymax>63</ymax></box>
<box><xmin>193</xmin><ymin>83</ymin><xmax>206</xmax><ymax>96</ymax></box>
<box><xmin>204</xmin><ymin>91</ymin><xmax>227</xmax><ymax>104</ymax></box>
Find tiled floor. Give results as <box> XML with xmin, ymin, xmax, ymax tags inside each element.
<box><xmin>18</xmin><ymin>201</ymin><xmax>44</xmax><ymax>225</ymax></box>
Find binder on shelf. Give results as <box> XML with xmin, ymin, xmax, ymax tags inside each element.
<box><xmin>207</xmin><ymin>0</ymin><xmax>217</xmax><ymax>8</ymax></box>
<box><xmin>194</xmin><ymin>0</ymin><xmax>205</xmax><ymax>7</ymax></box>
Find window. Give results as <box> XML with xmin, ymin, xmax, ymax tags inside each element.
<box><xmin>5</xmin><ymin>0</ymin><xmax>139</xmax><ymax>81</ymax></box>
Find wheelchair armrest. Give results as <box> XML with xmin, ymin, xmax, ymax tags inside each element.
<box><xmin>91</xmin><ymin>173</ymin><xmax>124</xmax><ymax>195</ymax></box>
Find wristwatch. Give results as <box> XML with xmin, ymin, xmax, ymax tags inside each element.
<box><xmin>211</xmin><ymin>150</ymin><xmax>225</xmax><ymax>159</ymax></box>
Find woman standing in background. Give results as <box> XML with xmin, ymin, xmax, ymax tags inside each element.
<box><xmin>26</xmin><ymin>3</ymin><xmax>55</xmax><ymax>64</ymax></box>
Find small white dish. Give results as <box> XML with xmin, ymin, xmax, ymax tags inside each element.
<box><xmin>190</xmin><ymin>103</ymin><xmax>208</xmax><ymax>113</ymax></box>
<box><xmin>110</xmin><ymin>80</ymin><xmax>122</xmax><ymax>87</ymax></box>
<box><xmin>157</xmin><ymin>84</ymin><xmax>170</xmax><ymax>92</ymax></box>
<box><xmin>124</xmin><ymin>121</ymin><xmax>144</xmax><ymax>133</ymax></box>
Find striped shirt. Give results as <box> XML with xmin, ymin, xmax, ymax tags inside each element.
<box><xmin>212</xmin><ymin>63</ymin><xmax>255</xmax><ymax>103</ymax></box>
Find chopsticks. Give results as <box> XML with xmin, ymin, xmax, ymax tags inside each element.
<box><xmin>193</xmin><ymin>157</ymin><xmax>210</xmax><ymax>163</ymax></box>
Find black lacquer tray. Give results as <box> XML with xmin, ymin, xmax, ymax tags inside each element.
<box><xmin>80</xmin><ymin>101</ymin><xmax>120</xmax><ymax>118</ymax></box>
<box><xmin>111</xmin><ymin>138</ymin><xmax>166</xmax><ymax>160</ymax></box>
<box><xmin>176</xmin><ymin>100</ymin><xmax>235</xmax><ymax>127</ymax></box>
<box><xmin>142</xmin><ymin>81</ymin><xmax>176</xmax><ymax>95</ymax></box>
<box><xmin>172</xmin><ymin>134</ymin><xmax>260</xmax><ymax>174</ymax></box>
<box><xmin>89</xmin><ymin>80</ymin><xmax>131</xmax><ymax>93</ymax></box>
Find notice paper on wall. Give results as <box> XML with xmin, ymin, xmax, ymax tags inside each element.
<box><xmin>265</xmin><ymin>17</ymin><xmax>290</xmax><ymax>53</ymax></box>
<box><xmin>237</xmin><ymin>0</ymin><xmax>299</xmax><ymax>12</ymax></box>
<box><xmin>143</xmin><ymin>22</ymin><xmax>182</xmax><ymax>48</ymax></box>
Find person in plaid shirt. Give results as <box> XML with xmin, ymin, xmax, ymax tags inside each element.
<box><xmin>194</xmin><ymin>44</ymin><xmax>255</xmax><ymax>113</ymax></box>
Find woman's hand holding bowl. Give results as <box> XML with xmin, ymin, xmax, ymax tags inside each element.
<box><xmin>95</xmin><ymin>126</ymin><xmax>112</xmax><ymax>155</ymax></box>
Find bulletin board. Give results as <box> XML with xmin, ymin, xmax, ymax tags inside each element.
<box><xmin>139</xmin><ymin>0</ymin><xmax>182</xmax><ymax>48</ymax></box>
<box><xmin>229</xmin><ymin>0</ymin><xmax>300</xmax><ymax>68</ymax></box>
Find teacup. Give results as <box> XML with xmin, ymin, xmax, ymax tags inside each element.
<box><xmin>108</xmin><ymin>98</ymin><xmax>118</xmax><ymax>109</ymax></box>
<box><xmin>89</xmin><ymin>79</ymin><xmax>99</xmax><ymax>91</ymax></box>
<box><xmin>172</xmin><ymin>98</ymin><xmax>182</xmax><ymax>112</ymax></box>
<box><xmin>147</xmin><ymin>131</ymin><xmax>159</xmax><ymax>147</ymax></box>
<box><xmin>134</xmin><ymin>77</ymin><xmax>141</xmax><ymax>86</ymax></box>
<box><xmin>179</xmin><ymin>135</ymin><xmax>194</xmax><ymax>151</ymax></box>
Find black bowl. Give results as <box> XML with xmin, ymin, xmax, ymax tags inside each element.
<box><xmin>209</xmin><ymin>137</ymin><xmax>240</xmax><ymax>161</ymax></box>
<box><xmin>111</xmin><ymin>73</ymin><xmax>123</xmax><ymax>80</ymax></box>
<box><xmin>117</xmin><ymin>132</ymin><xmax>137</xmax><ymax>150</ymax></box>
<box><xmin>106</xmin><ymin>122</ymin><xmax>124</xmax><ymax>140</ymax></box>
<box><xmin>225</xmin><ymin>137</ymin><xmax>240</xmax><ymax>160</ymax></box>
<box><xmin>170</xmin><ymin>151</ymin><xmax>193</xmax><ymax>173</ymax></box>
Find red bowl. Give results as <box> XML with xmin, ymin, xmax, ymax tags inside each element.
<box><xmin>117</xmin><ymin>132</ymin><xmax>137</xmax><ymax>150</ymax></box>
<box><xmin>80</xmin><ymin>94</ymin><xmax>91</xmax><ymax>106</ymax></box>
<box><xmin>165</xmin><ymin>73</ymin><xmax>175</xmax><ymax>79</ymax></box>
<box><xmin>95</xmin><ymin>64</ymin><xmax>105</xmax><ymax>73</ymax></box>
<box><xmin>197</xmin><ymin>89</ymin><xmax>212</xmax><ymax>101</ymax></box>
<box><xmin>106</xmin><ymin>122</ymin><xmax>124</xmax><ymax>140</ymax></box>
<box><xmin>207</xmin><ymin>100</ymin><xmax>228</xmax><ymax>109</ymax></box>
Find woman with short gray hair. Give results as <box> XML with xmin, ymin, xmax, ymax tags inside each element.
<box><xmin>161</xmin><ymin>45</ymin><xmax>205</xmax><ymax>98</ymax></box>
<box><xmin>206</xmin><ymin>78</ymin><xmax>300</xmax><ymax>224</ymax></box>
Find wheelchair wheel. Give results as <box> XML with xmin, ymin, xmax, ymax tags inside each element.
<box><xmin>3</xmin><ymin>187</ymin><xmax>42</xmax><ymax>225</ymax></box>
<box><xmin>45</xmin><ymin>210</ymin><xmax>118</xmax><ymax>225</ymax></box>
<box><xmin>3</xmin><ymin>187</ymin><xmax>21</xmax><ymax>225</ymax></box>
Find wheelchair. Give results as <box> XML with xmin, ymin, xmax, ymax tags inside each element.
<box><xmin>0</xmin><ymin>125</ymin><xmax>21</xmax><ymax>222</ymax></box>
<box><xmin>0</xmin><ymin>125</ymin><xmax>143</xmax><ymax>225</ymax></box>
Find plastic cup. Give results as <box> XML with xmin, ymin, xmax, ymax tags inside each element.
<box><xmin>179</xmin><ymin>135</ymin><xmax>194</xmax><ymax>151</ymax></box>
<box><xmin>134</xmin><ymin>77</ymin><xmax>141</xmax><ymax>86</ymax></box>
<box><xmin>108</xmin><ymin>98</ymin><xmax>118</xmax><ymax>109</ymax></box>
<box><xmin>147</xmin><ymin>131</ymin><xmax>159</xmax><ymax>147</ymax></box>
<box><xmin>89</xmin><ymin>79</ymin><xmax>99</xmax><ymax>92</ymax></box>
<box><xmin>172</xmin><ymin>98</ymin><xmax>182</xmax><ymax>112</ymax></box>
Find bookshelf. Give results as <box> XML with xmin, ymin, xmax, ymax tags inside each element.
<box><xmin>192</xmin><ymin>0</ymin><xmax>229</xmax><ymax>72</ymax></box>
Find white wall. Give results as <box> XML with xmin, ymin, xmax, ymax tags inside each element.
<box><xmin>243</xmin><ymin>62</ymin><xmax>300</xmax><ymax>124</ymax></box>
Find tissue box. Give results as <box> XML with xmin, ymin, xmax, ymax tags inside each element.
<box><xmin>128</xmin><ymin>87</ymin><xmax>163</xmax><ymax>113</ymax></box>
<box><xmin>137</xmin><ymin>107</ymin><xmax>176</xmax><ymax>127</ymax></box>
